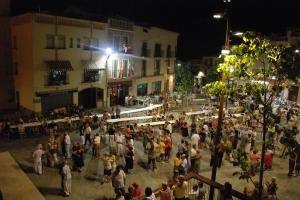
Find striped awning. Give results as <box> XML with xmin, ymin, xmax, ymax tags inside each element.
<box><xmin>81</xmin><ymin>60</ymin><xmax>102</xmax><ymax>71</ymax></box>
<box><xmin>45</xmin><ymin>60</ymin><xmax>73</xmax><ymax>71</ymax></box>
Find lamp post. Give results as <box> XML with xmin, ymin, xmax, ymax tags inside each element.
<box><xmin>105</xmin><ymin>48</ymin><xmax>113</xmax><ymax>108</ymax></box>
<box><xmin>209</xmin><ymin>1</ymin><xmax>230</xmax><ymax>200</ymax></box>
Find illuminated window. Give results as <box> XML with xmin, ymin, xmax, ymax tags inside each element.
<box><xmin>137</xmin><ymin>83</ymin><xmax>148</xmax><ymax>96</ymax></box>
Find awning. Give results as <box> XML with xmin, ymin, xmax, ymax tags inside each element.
<box><xmin>45</xmin><ymin>60</ymin><xmax>73</xmax><ymax>71</ymax></box>
<box><xmin>81</xmin><ymin>60</ymin><xmax>102</xmax><ymax>71</ymax></box>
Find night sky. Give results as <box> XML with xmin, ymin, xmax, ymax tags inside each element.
<box><xmin>11</xmin><ymin>0</ymin><xmax>300</xmax><ymax>60</ymax></box>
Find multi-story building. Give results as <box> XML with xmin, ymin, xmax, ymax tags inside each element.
<box><xmin>0</xmin><ymin>0</ymin><xmax>15</xmax><ymax>112</ymax></box>
<box><xmin>11</xmin><ymin>13</ymin><xmax>178</xmax><ymax>113</ymax></box>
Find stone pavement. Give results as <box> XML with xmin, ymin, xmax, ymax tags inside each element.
<box><xmin>0</xmin><ymin>106</ymin><xmax>300</xmax><ymax>199</ymax></box>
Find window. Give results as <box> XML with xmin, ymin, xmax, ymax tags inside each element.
<box><xmin>77</xmin><ymin>38</ymin><xmax>81</xmax><ymax>48</ymax></box>
<box><xmin>137</xmin><ymin>83</ymin><xmax>148</xmax><ymax>96</ymax></box>
<box><xmin>167</xmin><ymin>45</ymin><xmax>171</xmax><ymax>57</ymax></box>
<box><xmin>122</xmin><ymin>60</ymin><xmax>129</xmax><ymax>77</ymax></box>
<box><xmin>154</xmin><ymin>43</ymin><xmax>161</xmax><ymax>57</ymax></box>
<box><xmin>121</xmin><ymin>36</ymin><xmax>129</xmax><ymax>53</ymax></box>
<box><xmin>141</xmin><ymin>60</ymin><xmax>146</xmax><ymax>77</ymax></box>
<box><xmin>112</xmin><ymin>60</ymin><xmax>119</xmax><ymax>78</ymax></box>
<box><xmin>90</xmin><ymin>38</ymin><xmax>99</xmax><ymax>50</ymax></box>
<box><xmin>84</xmin><ymin>70</ymin><xmax>99</xmax><ymax>82</ymax></box>
<box><xmin>113</xmin><ymin>35</ymin><xmax>129</xmax><ymax>53</ymax></box>
<box><xmin>83</xmin><ymin>37</ymin><xmax>90</xmax><ymax>50</ymax></box>
<box><xmin>69</xmin><ymin>38</ymin><xmax>73</xmax><ymax>48</ymax></box>
<box><xmin>141</xmin><ymin>41</ymin><xmax>148</xmax><ymax>57</ymax></box>
<box><xmin>154</xmin><ymin>60</ymin><xmax>160</xmax><ymax>75</ymax></box>
<box><xmin>152</xmin><ymin>81</ymin><xmax>161</xmax><ymax>94</ymax></box>
<box><xmin>46</xmin><ymin>34</ymin><xmax>55</xmax><ymax>49</ymax></box>
<box><xmin>14</xmin><ymin>63</ymin><xmax>18</xmax><ymax>75</ymax></box>
<box><xmin>48</xmin><ymin>70</ymin><xmax>67</xmax><ymax>86</ymax></box>
<box><xmin>12</xmin><ymin>36</ymin><xmax>17</xmax><ymax>49</ymax></box>
<box><xmin>56</xmin><ymin>35</ymin><xmax>66</xmax><ymax>49</ymax></box>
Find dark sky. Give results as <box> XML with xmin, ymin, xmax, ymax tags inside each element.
<box><xmin>11</xmin><ymin>0</ymin><xmax>300</xmax><ymax>60</ymax></box>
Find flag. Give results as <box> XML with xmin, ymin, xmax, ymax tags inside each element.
<box><xmin>131</xmin><ymin>63</ymin><xmax>135</xmax><ymax>76</ymax></box>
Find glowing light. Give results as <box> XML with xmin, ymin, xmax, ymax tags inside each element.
<box><xmin>106</xmin><ymin>48</ymin><xmax>113</xmax><ymax>55</ymax></box>
<box><xmin>221</xmin><ymin>49</ymin><xmax>230</xmax><ymax>55</ymax></box>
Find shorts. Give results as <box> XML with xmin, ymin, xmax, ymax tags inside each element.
<box><xmin>104</xmin><ymin>169</ymin><xmax>112</xmax><ymax>176</ymax></box>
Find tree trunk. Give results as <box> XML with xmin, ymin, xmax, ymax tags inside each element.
<box><xmin>209</xmin><ymin>95</ymin><xmax>225</xmax><ymax>200</ymax></box>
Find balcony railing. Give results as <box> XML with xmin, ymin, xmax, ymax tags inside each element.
<box><xmin>151</xmin><ymin>172</ymin><xmax>247</xmax><ymax>200</ymax></box>
<box><xmin>45</xmin><ymin>73</ymin><xmax>69</xmax><ymax>86</ymax></box>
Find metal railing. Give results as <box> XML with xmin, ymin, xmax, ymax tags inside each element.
<box><xmin>153</xmin><ymin>172</ymin><xmax>247</xmax><ymax>200</ymax></box>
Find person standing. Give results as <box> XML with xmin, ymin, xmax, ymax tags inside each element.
<box><xmin>94</xmin><ymin>133</ymin><xmax>101</xmax><ymax>159</ymax></box>
<box><xmin>172</xmin><ymin>175</ymin><xmax>188</xmax><ymax>200</ymax></box>
<box><xmin>116</xmin><ymin>131</ymin><xmax>124</xmax><ymax>157</ymax></box>
<box><xmin>116</xmin><ymin>105</ymin><xmax>121</xmax><ymax>119</ymax></box>
<box><xmin>64</xmin><ymin>132</ymin><xmax>71</xmax><ymax>159</ymax></box>
<box><xmin>191</xmin><ymin>132</ymin><xmax>200</xmax><ymax>150</ymax></box>
<box><xmin>124</xmin><ymin>146</ymin><xmax>134</xmax><ymax>174</ymax></box>
<box><xmin>155</xmin><ymin>183</ymin><xmax>172</xmax><ymax>200</ymax></box>
<box><xmin>146</xmin><ymin>139</ymin><xmax>157</xmax><ymax>171</ymax></box>
<box><xmin>84</xmin><ymin>123</ymin><xmax>92</xmax><ymax>147</ymax></box>
<box><xmin>132</xmin><ymin>182</ymin><xmax>142</xmax><ymax>200</ymax></box>
<box><xmin>32</xmin><ymin>144</ymin><xmax>45</xmax><ymax>175</ymax></box>
<box><xmin>61</xmin><ymin>160</ymin><xmax>72</xmax><ymax>197</ymax></box>
<box><xmin>72</xmin><ymin>142</ymin><xmax>84</xmax><ymax>172</ymax></box>
<box><xmin>112</xmin><ymin>165</ymin><xmax>126</xmax><ymax>195</ymax></box>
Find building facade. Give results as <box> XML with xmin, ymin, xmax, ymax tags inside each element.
<box><xmin>0</xmin><ymin>0</ymin><xmax>15</xmax><ymax>112</ymax></box>
<box><xmin>11</xmin><ymin>13</ymin><xmax>178</xmax><ymax>113</ymax></box>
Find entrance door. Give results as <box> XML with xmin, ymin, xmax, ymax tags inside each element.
<box><xmin>110</xmin><ymin>85</ymin><xmax>129</xmax><ymax>106</ymax></box>
<box><xmin>78</xmin><ymin>88</ymin><xmax>97</xmax><ymax>109</ymax></box>
<box><xmin>41</xmin><ymin>92</ymin><xmax>73</xmax><ymax>113</ymax></box>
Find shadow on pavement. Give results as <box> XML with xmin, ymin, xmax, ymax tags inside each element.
<box><xmin>37</xmin><ymin>186</ymin><xmax>62</xmax><ymax>196</ymax></box>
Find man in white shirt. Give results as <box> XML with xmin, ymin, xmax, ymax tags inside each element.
<box><xmin>116</xmin><ymin>131</ymin><xmax>124</xmax><ymax>156</ymax></box>
<box><xmin>165</xmin><ymin>121</ymin><xmax>172</xmax><ymax>134</ymax></box>
<box><xmin>62</xmin><ymin>160</ymin><xmax>72</xmax><ymax>196</ymax></box>
<box><xmin>65</xmin><ymin>133</ymin><xmax>71</xmax><ymax>159</ymax></box>
<box><xmin>191</xmin><ymin>133</ymin><xmax>200</xmax><ymax>149</ymax></box>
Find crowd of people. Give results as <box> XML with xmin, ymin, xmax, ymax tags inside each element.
<box><xmin>2</xmin><ymin>96</ymin><xmax>300</xmax><ymax>199</ymax></box>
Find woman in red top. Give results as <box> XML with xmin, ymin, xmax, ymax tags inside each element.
<box><xmin>164</xmin><ymin>135</ymin><xmax>172</xmax><ymax>161</ymax></box>
<box><xmin>132</xmin><ymin>182</ymin><xmax>142</xmax><ymax>200</ymax></box>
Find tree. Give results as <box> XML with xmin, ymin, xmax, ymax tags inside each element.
<box><xmin>204</xmin><ymin>32</ymin><xmax>295</xmax><ymax>199</ymax></box>
<box><xmin>175</xmin><ymin>62</ymin><xmax>197</xmax><ymax>94</ymax></box>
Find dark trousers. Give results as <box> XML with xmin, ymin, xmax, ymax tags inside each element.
<box><xmin>191</xmin><ymin>158</ymin><xmax>196</xmax><ymax>171</ymax></box>
<box><xmin>218</xmin><ymin>152</ymin><xmax>224</xmax><ymax>168</ymax></box>
<box><xmin>85</xmin><ymin>134</ymin><xmax>91</xmax><ymax>146</ymax></box>
<box><xmin>288</xmin><ymin>159</ymin><xmax>295</xmax><ymax>175</ymax></box>
<box><xmin>147</xmin><ymin>157</ymin><xmax>156</xmax><ymax>170</ymax></box>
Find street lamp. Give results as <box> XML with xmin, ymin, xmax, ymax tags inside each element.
<box><xmin>105</xmin><ymin>48</ymin><xmax>113</xmax><ymax>108</ymax></box>
<box><xmin>209</xmin><ymin>1</ymin><xmax>231</xmax><ymax>199</ymax></box>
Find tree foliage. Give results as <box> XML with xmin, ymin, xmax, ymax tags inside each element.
<box><xmin>203</xmin><ymin>31</ymin><xmax>296</xmax><ymax>186</ymax></box>
<box><xmin>175</xmin><ymin>62</ymin><xmax>197</xmax><ymax>93</ymax></box>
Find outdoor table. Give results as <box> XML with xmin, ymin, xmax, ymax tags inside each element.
<box><xmin>107</xmin><ymin>116</ymin><xmax>153</xmax><ymax>123</ymax></box>
<box><xmin>137</xmin><ymin>120</ymin><xmax>176</xmax><ymax>127</ymax></box>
